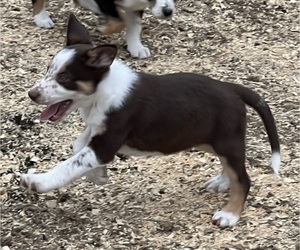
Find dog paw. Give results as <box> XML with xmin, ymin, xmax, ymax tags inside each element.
<box><xmin>127</xmin><ymin>44</ymin><xmax>150</xmax><ymax>58</ymax></box>
<box><xmin>85</xmin><ymin>167</ymin><xmax>108</xmax><ymax>185</ymax></box>
<box><xmin>20</xmin><ymin>174</ymin><xmax>44</xmax><ymax>193</ymax></box>
<box><xmin>203</xmin><ymin>172</ymin><xmax>230</xmax><ymax>192</ymax></box>
<box><xmin>34</xmin><ymin>11</ymin><xmax>54</xmax><ymax>29</ymax></box>
<box><xmin>212</xmin><ymin>211</ymin><xmax>240</xmax><ymax>227</ymax></box>
<box><xmin>86</xmin><ymin>175</ymin><xmax>109</xmax><ymax>185</ymax></box>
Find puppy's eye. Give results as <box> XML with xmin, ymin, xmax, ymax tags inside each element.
<box><xmin>57</xmin><ymin>73</ymin><xmax>69</xmax><ymax>83</ymax></box>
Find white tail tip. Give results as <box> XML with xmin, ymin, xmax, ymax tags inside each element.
<box><xmin>271</xmin><ymin>151</ymin><xmax>281</xmax><ymax>176</ymax></box>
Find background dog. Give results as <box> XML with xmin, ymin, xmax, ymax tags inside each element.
<box><xmin>32</xmin><ymin>0</ymin><xmax>176</xmax><ymax>58</ymax></box>
<box><xmin>22</xmin><ymin>14</ymin><xmax>280</xmax><ymax>228</ymax></box>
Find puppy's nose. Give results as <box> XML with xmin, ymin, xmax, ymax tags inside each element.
<box><xmin>162</xmin><ymin>7</ymin><xmax>173</xmax><ymax>17</ymax></box>
<box><xmin>28</xmin><ymin>89</ymin><xmax>41</xmax><ymax>102</ymax></box>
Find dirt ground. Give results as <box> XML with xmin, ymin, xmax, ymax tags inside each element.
<box><xmin>1</xmin><ymin>0</ymin><xmax>299</xmax><ymax>249</ymax></box>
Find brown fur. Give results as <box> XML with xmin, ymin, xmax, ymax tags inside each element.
<box><xmin>57</xmin><ymin>15</ymin><xmax>280</xmax><ymax>225</ymax></box>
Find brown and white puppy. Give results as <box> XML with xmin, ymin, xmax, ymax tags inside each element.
<box><xmin>22</xmin><ymin>14</ymin><xmax>281</xmax><ymax>228</ymax></box>
<box><xmin>31</xmin><ymin>0</ymin><xmax>176</xmax><ymax>58</ymax></box>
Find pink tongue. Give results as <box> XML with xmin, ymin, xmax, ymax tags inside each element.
<box><xmin>40</xmin><ymin>100</ymin><xmax>72</xmax><ymax>122</ymax></box>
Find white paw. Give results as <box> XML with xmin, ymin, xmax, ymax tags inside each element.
<box><xmin>127</xmin><ymin>44</ymin><xmax>150</xmax><ymax>58</ymax></box>
<box><xmin>34</xmin><ymin>11</ymin><xmax>54</xmax><ymax>28</ymax></box>
<box><xmin>85</xmin><ymin>167</ymin><xmax>108</xmax><ymax>185</ymax></box>
<box><xmin>204</xmin><ymin>172</ymin><xmax>230</xmax><ymax>192</ymax></box>
<box><xmin>20</xmin><ymin>173</ymin><xmax>48</xmax><ymax>193</ymax></box>
<box><xmin>212</xmin><ymin>211</ymin><xmax>240</xmax><ymax>227</ymax></box>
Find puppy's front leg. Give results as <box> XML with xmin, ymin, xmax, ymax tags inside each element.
<box><xmin>84</xmin><ymin>167</ymin><xmax>109</xmax><ymax>185</ymax></box>
<box><xmin>21</xmin><ymin>147</ymin><xmax>106</xmax><ymax>193</ymax></box>
<box><xmin>124</xmin><ymin>11</ymin><xmax>150</xmax><ymax>58</ymax></box>
<box><xmin>72</xmin><ymin>126</ymin><xmax>91</xmax><ymax>154</ymax></box>
<box><xmin>32</xmin><ymin>0</ymin><xmax>54</xmax><ymax>28</ymax></box>
<box><xmin>72</xmin><ymin>126</ymin><xmax>109</xmax><ymax>184</ymax></box>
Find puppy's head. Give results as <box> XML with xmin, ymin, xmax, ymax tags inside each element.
<box><xmin>28</xmin><ymin>13</ymin><xmax>118</xmax><ymax>122</ymax></box>
<box><xmin>118</xmin><ymin>0</ymin><xmax>175</xmax><ymax>19</ymax></box>
<box><xmin>150</xmin><ymin>0</ymin><xmax>176</xmax><ymax>19</ymax></box>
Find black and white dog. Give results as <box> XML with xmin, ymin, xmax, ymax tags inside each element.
<box><xmin>32</xmin><ymin>0</ymin><xmax>176</xmax><ymax>58</ymax></box>
<box><xmin>22</xmin><ymin>14</ymin><xmax>280</xmax><ymax>228</ymax></box>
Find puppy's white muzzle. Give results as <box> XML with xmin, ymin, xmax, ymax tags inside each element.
<box><xmin>151</xmin><ymin>0</ymin><xmax>175</xmax><ymax>19</ymax></box>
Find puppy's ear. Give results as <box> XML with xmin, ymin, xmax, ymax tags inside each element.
<box><xmin>85</xmin><ymin>45</ymin><xmax>118</xmax><ymax>69</ymax></box>
<box><xmin>66</xmin><ymin>13</ymin><xmax>92</xmax><ymax>46</ymax></box>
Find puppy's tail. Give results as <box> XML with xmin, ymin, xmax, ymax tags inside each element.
<box><xmin>229</xmin><ymin>83</ymin><xmax>281</xmax><ymax>175</ymax></box>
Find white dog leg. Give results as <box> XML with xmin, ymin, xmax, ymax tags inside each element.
<box><xmin>124</xmin><ymin>11</ymin><xmax>150</xmax><ymax>58</ymax></box>
<box><xmin>21</xmin><ymin>147</ymin><xmax>106</xmax><ymax>193</ymax></box>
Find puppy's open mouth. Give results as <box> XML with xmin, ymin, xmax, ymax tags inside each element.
<box><xmin>40</xmin><ymin>100</ymin><xmax>73</xmax><ymax>122</ymax></box>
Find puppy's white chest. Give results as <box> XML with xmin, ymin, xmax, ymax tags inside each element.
<box><xmin>80</xmin><ymin>107</ymin><xmax>107</xmax><ymax>127</ymax></box>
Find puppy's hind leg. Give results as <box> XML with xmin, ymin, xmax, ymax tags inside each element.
<box><xmin>99</xmin><ymin>18</ymin><xmax>126</xmax><ymax>35</ymax></box>
<box><xmin>198</xmin><ymin>144</ymin><xmax>230</xmax><ymax>193</ymax></box>
<box><xmin>32</xmin><ymin>0</ymin><xmax>54</xmax><ymax>28</ymax></box>
<box><xmin>204</xmin><ymin>169</ymin><xmax>230</xmax><ymax>193</ymax></box>
<box><xmin>211</xmin><ymin>140</ymin><xmax>251</xmax><ymax>227</ymax></box>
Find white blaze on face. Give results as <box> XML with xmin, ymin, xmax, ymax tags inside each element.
<box><xmin>30</xmin><ymin>48</ymin><xmax>76</xmax><ymax>104</ymax></box>
<box><xmin>45</xmin><ymin>49</ymin><xmax>76</xmax><ymax>82</ymax></box>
